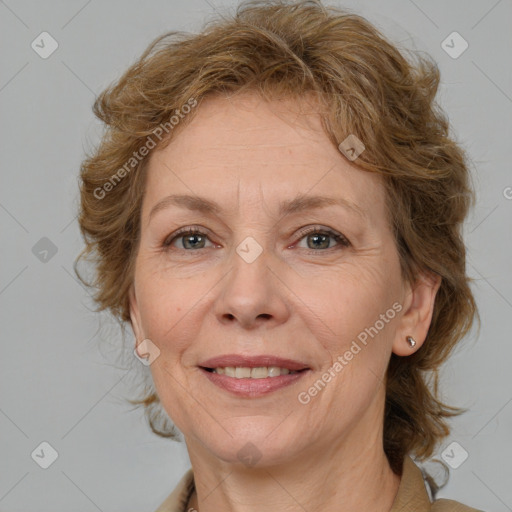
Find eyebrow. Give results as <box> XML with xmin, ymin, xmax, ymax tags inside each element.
<box><xmin>148</xmin><ymin>193</ymin><xmax>367</xmax><ymax>222</ymax></box>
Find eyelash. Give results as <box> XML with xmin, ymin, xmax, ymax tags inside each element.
<box><xmin>163</xmin><ymin>225</ymin><xmax>350</xmax><ymax>254</ymax></box>
<box><xmin>294</xmin><ymin>226</ymin><xmax>350</xmax><ymax>252</ymax></box>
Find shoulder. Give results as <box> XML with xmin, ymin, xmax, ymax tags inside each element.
<box><xmin>394</xmin><ymin>455</ymin><xmax>483</xmax><ymax>512</ymax></box>
<box><xmin>432</xmin><ymin>497</ymin><xmax>484</xmax><ymax>511</ymax></box>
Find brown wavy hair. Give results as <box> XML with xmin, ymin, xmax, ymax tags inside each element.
<box><xmin>75</xmin><ymin>0</ymin><xmax>479</xmax><ymax>488</ymax></box>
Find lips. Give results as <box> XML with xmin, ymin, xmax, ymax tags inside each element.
<box><xmin>198</xmin><ymin>354</ymin><xmax>311</xmax><ymax>397</ymax></box>
<box><xmin>199</xmin><ymin>354</ymin><xmax>310</xmax><ymax>372</ymax></box>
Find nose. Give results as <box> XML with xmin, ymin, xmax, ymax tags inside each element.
<box><xmin>213</xmin><ymin>243</ymin><xmax>290</xmax><ymax>330</ymax></box>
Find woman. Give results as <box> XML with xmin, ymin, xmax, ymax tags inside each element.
<box><xmin>76</xmin><ymin>1</ymin><xmax>482</xmax><ymax>510</ymax></box>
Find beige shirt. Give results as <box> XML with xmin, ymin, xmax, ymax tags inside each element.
<box><xmin>154</xmin><ymin>456</ymin><xmax>482</xmax><ymax>511</ymax></box>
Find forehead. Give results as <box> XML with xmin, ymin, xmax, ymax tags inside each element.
<box><xmin>143</xmin><ymin>92</ymin><xmax>386</xmax><ymax>222</ymax></box>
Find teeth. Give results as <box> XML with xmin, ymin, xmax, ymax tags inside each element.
<box><xmin>212</xmin><ymin>366</ymin><xmax>297</xmax><ymax>378</ymax></box>
<box><xmin>251</xmin><ymin>367</ymin><xmax>270</xmax><ymax>378</ymax></box>
<box><xmin>235</xmin><ymin>367</ymin><xmax>251</xmax><ymax>378</ymax></box>
<box><xmin>268</xmin><ymin>366</ymin><xmax>282</xmax><ymax>377</ymax></box>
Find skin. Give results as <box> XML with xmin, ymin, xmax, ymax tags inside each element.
<box><xmin>128</xmin><ymin>91</ymin><xmax>441</xmax><ymax>512</ymax></box>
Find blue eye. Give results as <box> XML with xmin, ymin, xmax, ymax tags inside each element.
<box><xmin>295</xmin><ymin>226</ymin><xmax>350</xmax><ymax>251</ymax></box>
<box><xmin>163</xmin><ymin>226</ymin><xmax>350</xmax><ymax>252</ymax></box>
<box><xmin>163</xmin><ymin>227</ymin><xmax>213</xmax><ymax>250</ymax></box>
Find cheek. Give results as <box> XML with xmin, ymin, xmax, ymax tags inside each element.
<box><xmin>296</xmin><ymin>264</ymin><xmax>397</xmax><ymax>349</ymax></box>
<box><xmin>136</xmin><ymin>276</ymin><xmax>201</xmax><ymax>353</ymax></box>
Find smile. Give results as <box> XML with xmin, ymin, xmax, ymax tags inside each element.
<box><xmin>205</xmin><ymin>366</ymin><xmax>301</xmax><ymax>378</ymax></box>
<box><xmin>199</xmin><ymin>366</ymin><xmax>310</xmax><ymax>397</ymax></box>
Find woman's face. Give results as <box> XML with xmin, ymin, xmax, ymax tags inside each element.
<box><xmin>129</xmin><ymin>92</ymin><xmax>437</xmax><ymax>467</ymax></box>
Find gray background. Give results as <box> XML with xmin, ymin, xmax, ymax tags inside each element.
<box><xmin>1</xmin><ymin>0</ymin><xmax>511</xmax><ymax>510</ymax></box>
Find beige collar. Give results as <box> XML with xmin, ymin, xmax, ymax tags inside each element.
<box><xmin>390</xmin><ymin>455</ymin><xmax>431</xmax><ymax>511</ymax></box>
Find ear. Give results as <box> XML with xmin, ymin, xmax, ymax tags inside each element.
<box><xmin>392</xmin><ymin>270</ymin><xmax>442</xmax><ymax>356</ymax></box>
<box><xmin>128</xmin><ymin>283</ymin><xmax>144</xmax><ymax>343</ymax></box>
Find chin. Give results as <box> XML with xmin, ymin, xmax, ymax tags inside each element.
<box><xmin>198</xmin><ymin>423</ymin><xmax>306</xmax><ymax>469</ymax></box>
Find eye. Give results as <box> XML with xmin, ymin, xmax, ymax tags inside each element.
<box><xmin>163</xmin><ymin>227</ymin><xmax>214</xmax><ymax>250</ymax></box>
<box><xmin>162</xmin><ymin>225</ymin><xmax>350</xmax><ymax>253</ymax></box>
<box><xmin>294</xmin><ymin>226</ymin><xmax>350</xmax><ymax>251</ymax></box>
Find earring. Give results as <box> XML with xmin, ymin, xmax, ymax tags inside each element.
<box><xmin>406</xmin><ymin>336</ymin><xmax>416</xmax><ymax>348</ymax></box>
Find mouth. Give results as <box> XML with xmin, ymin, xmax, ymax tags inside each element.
<box><xmin>199</xmin><ymin>354</ymin><xmax>310</xmax><ymax>372</ymax></box>
<box><xmin>198</xmin><ymin>354</ymin><xmax>311</xmax><ymax>397</ymax></box>
<box><xmin>200</xmin><ymin>366</ymin><xmax>308</xmax><ymax>378</ymax></box>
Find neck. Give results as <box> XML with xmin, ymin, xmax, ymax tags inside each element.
<box><xmin>185</xmin><ymin>428</ymin><xmax>401</xmax><ymax>512</ymax></box>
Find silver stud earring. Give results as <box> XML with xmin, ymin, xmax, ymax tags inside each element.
<box><xmin>406</xmin><ymin>336</ymin><xmax>416</xmax><ymax>348</ymax></box>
